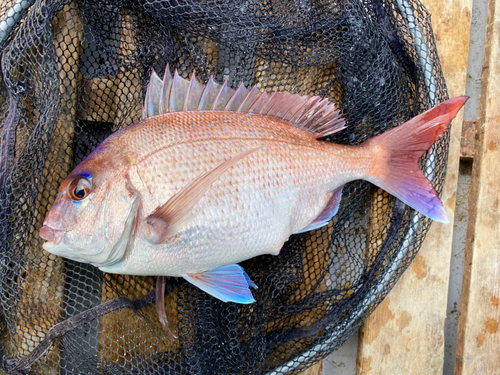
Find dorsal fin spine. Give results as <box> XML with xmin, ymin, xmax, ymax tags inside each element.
<box><xmin>198</xmin><ymin>77</ymin><xmax>219</xmax><ymax>110</ymax></box>
<box><xmin>211</xmin><ymin>78</ymin><xmax>226</xmax><ymax>110</ymax></box>
<box><xmin>184</xmin><ymin>71</ymin><xmax>205</xmax><ymax>111</ymax></box>
<box><xmin>212</xmin><ymin>78</ymin><xmax>236</xmax><ymax>111</ymax></box>
<box><xmin>266</xmin><ymin>92</ymin><xmax>289</xmax><ymax>117</ymax></box>
<box><xmin>282</xmin><ymin>96</ymin><xmax>308</xmax><ymax>122</ymax></box>
<box><xmin>289</xmin><ymin>96</ymin><xmax>318</xmax><ymax>124</ymax></box>
<box><xmin>296</xmin><ymin>97</ymin><xmax>322</xmax><ymax>125</ymax></box>
<box><xmin>183</xmin><ymin>72</ymin><xmax>195</xmax><ymax>111</ymax></box>
<box><xmin>170</xmin><ymin>70</ymin><xmax>188</xmax><ymax>112</ymax></box>
<box><xmin>278</xmin><ymin>94</ymin><xmax>302</xmax><ymax>119</ymax></box>
<box><xmin>307</xmin><ymin>99</ymin><xmax>331</xmax><ymax>125</ymax></box>
<box><xmin>225</xmin><ymin>83</ymin><xmax>248</xmax><ymax>111</ymax></box>
<box><xmin>259</xmin><ymin>92</ymin><xmax>279</xmax><ymax>115</ymax></box>
<box><xmin>248</xmin><ymin>92</ymin><xmax>269</xmax><ymax>114</ymax></box>
<box><xmin>237</xmin><ymin>86</ymin><xmax>262</xmax><ymax>112</ymax></box>
<box><xmin>145</xmin><ymin>69</ymin><xmax>345</xmax><ymax>138</ymax></box>
<box><xmin>160</xmin><ymin>65</ymin><xmax>173</xmax><ymax>113</ymax></box>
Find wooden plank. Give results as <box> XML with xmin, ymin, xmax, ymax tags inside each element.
<box><xmin>455</xmin><ymin>0</ymin><xmax>500</xmax><ymax>372</ymax></box>
<box><xmin>356</xmin><ymin>0</ymin><xmax>472</xmax><ymax>373</ymax></box>
<box><xmin>298</xmin><ymin>361</ymin><xmax>322</xmax><ymax>375</ymax></box>
<box><xmin>460</xmin><ymin>120</ymin><xmax>477</xmax><ymax>159</ymax></box>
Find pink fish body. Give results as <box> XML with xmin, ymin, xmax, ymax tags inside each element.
<box><xmin>40</xmin><ymin>68</ymin><xmax>467</xmax><ymax>315</ymax></box>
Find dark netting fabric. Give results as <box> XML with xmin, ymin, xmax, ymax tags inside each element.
<box><xmin>0</xmin><ymin>0</ymin><xmax>448</xmax><ymax>374</ymax></box>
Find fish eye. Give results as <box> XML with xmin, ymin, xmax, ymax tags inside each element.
<box><xmin>69</xmin><ymin>176</ymin><xmax>92</xmax><ymax>201</ymax></box>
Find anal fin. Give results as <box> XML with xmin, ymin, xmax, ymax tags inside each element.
<box><xmin>183</xmin><ymin>264</ymin><xmax>257</xmax><ymax>304</ymax></box>
<box><xmin>296</xmin><ymin>185</ymin><xmax>343</xmax><ymax>234</ymax></box>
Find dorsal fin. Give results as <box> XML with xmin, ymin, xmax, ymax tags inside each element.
<box><xmin>144</xmin><ymin>65</ymin><xmax>346</xmax><ymax>138</ymax></box>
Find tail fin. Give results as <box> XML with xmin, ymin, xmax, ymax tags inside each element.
<box><xmin>365</xmin><ymin>96</ymin><xmax>468</xmax><ymax>223</ymax></box>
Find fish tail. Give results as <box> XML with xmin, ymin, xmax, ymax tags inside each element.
<box><xmin>365</xmin><ymin>96</ymin><xmax>468</xmax><ymax>223</ymax></box>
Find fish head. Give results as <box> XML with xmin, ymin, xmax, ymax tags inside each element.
<box><xmin>40</xmin><ymin>159</ymin><xmax>139</xmax><ymax>268</ymax></box>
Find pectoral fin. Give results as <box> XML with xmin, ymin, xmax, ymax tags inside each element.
<box><xmin>183</xmin><ymin>264</ymin><xmax>257</xmax><ymax>304</ymax></box>
<box><xmin>295</xmin><ymin>185</ymin><xmax>343</xmax><ymax>234</ymax></box>
<box><xmin>145</xmin><ymin>147</ymin><xmax>261</xmax><ymax>244</ymax></box>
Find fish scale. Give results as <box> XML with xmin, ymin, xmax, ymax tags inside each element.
<box><xmin>120</xmin><ymin>112</ymin><xmax>355</xmax><ymax>276</ymax></box>
<box><xmin>39</xmin><ymin>68</ymin><xmax>467</xmax><ymax>332</ymax></box>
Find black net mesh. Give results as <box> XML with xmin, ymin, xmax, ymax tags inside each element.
<box><xmin>0</xmin><ymin>0</ymin><xmax>448</xmax><ymax>373</ymax></box>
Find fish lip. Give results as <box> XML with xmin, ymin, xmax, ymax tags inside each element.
<box><xmin>39</xmin><ymin>225</ymin><xmax>65</xmax><ymax>245</ymax></box>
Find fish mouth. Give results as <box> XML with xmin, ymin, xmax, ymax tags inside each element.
<box><xmin>40</xmin><ymin>226</ymin><xmax>66</xmax><ymax>245</ymax></box>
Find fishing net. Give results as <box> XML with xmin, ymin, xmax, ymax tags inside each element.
<box><xmin>0</xmin><ymin>0</ymin><xmax>448</xmax><ymax>373</ymax></box>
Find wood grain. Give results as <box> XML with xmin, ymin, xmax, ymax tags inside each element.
<box><xmin>298</xmin><ymin>360</ymin><xmax>323</xmax><ymax>375</ymax></box>
<box><xmin>460</xmin><ymin>121</ymin><xmax>477</xmax><ymax>159</ymax></box>
<box><xmin>455</xmin><ymin>0</ymin><xmax>500</xmax><ymax>372</ymax></box>
<box><xmin>356</xmin><ymin>0</ymin><xmax>472</xmax><ymax>373</ymax></box>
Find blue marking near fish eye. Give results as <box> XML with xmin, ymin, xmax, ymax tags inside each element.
<box><xmin>78</xmin><ymin>172</ymin><xmax>92</xmax><ymax>179</ymax></box>
<box><xmin>72</xmin><ymin>200</ymin><xmax>83</xmax><ymax>205</ymax></box>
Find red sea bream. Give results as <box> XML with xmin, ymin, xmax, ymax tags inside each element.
<box><xmin>40</xmin><ymin>67</ymin><xmax>467</xmax><ymax>334</ymax></box>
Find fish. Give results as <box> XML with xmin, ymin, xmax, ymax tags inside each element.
<box><xmin>39</xmin><ymin>66</ymin><xmax>467</xmax><ymax>336</ymax></box>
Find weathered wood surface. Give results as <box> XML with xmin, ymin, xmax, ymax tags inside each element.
<box><xmin>455</xmin><ymin>0</ymin><xmax>500</xmax><ymax>372</ymax></box>
<box><xmin>299</xmin><ymin>361</ymin><xmax>322</xmax><ymax>375</ymax></box>
<box><xmin>460</xmin><ymin>121</ymin><xmax>477</xmax><ymax>159</ymax></box>
<box><xmin>356</xmin><ymin>0</ymin><xmax>472</xmax><ymax>373</ymax></box>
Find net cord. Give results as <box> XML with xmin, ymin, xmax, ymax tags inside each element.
<box><xmin>0</xmin><ymin>0</ymin><xmax>443</xmax><ymax>373</ymax></box>
<box><xmin>264</xmin><ymin>0</ymin><xmax>440</xmax><ymax>372</ymax></box>
<box><xmin>3</xmin><ymin>291</ymin><xmax>156</xmax><ymax>373</ymax></box>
